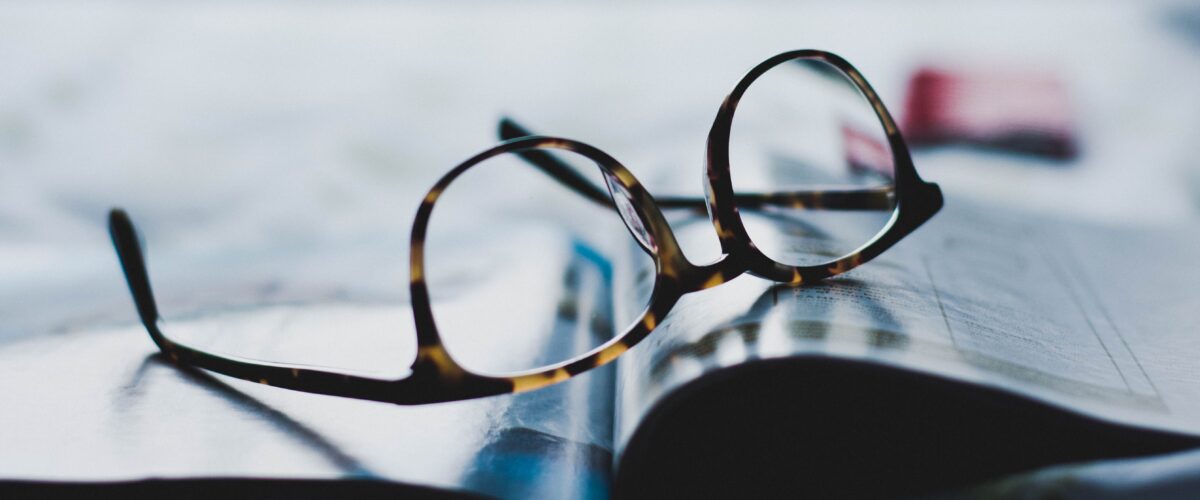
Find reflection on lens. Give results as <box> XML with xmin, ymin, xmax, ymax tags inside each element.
<box><xmin>424</xmin><ymin>147</ymin><xmax>655</xmax><ymax>376</ymax></box>
<box><xmin>729</xmin><ymin>58</ymin><xmax>897</xmax><ymax>267</ymax></box>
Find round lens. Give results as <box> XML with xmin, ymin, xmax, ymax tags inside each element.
<box><xmin>423</xmin><ymin>145</ymin><xmax>656</xmax><ymax>376</ymax></box>
<box><xmin>728</xmin><ymin>57</ymin><xmax>897</xmax><ymax>267</ymax></box>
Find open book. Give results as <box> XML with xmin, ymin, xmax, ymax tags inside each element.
<box><xmin>3</xmin><ymin>191</ymin><xmax>1200</xmax><ymax>499</ymax></box>
<box><xmin>611</xmin><ymin>200</ymin><xmax>1200</xmax><ymax>497</ymax></box>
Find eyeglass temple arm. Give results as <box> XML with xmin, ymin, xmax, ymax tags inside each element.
<box><xmin>498</xmin><ymin>117</ymin><xmax>893</xmax><ymax>212</ymax></box>
<box><xmin>108</xmin><ymin>209</ymin><xmax>403</xmax><ymax>403</ymax></box>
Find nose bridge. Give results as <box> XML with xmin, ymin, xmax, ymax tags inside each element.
<box><xmin>666</xmin><ymin>223</ymin><xmax>732</xmax><ymax>277</ymax></box>
<box><xmin>672</xmin><ymin>251</ymin><xmax>747</xmax><ymax>294</ymax></box>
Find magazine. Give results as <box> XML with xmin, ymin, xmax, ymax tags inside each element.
<box><xmin>4</xmin><ymin>190</ymin><xmax>1200</xmax><ymax>498</ymax></box>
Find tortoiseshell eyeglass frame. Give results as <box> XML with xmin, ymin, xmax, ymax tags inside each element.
<box><xmin>109</xmin><ymin>49</ymin><xmax>942</xmax><ymax>405</ymax></box>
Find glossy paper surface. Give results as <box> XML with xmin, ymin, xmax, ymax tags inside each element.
<box><xmin>0</xmin><ymin>235</ymin><xmax>615</xmax><ymax>499</ymax></box>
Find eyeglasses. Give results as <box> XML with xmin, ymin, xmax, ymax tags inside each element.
<box><xmin>109</xmin><ymin>50</ymin><xmax>942</xmax><ymax>404</ymax></box>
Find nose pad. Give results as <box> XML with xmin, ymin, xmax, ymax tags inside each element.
<box><xmin>603</xmin><ymin>171</ymin><xmax>658</xmax><ymax>255</ymax></box>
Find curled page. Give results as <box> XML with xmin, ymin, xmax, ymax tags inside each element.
<box><xmin>612</xmin><ymin>199</ymin><xmax>1200</xmax><ymax>497</ymax></box>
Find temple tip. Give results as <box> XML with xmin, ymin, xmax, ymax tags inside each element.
<box><xmin>108</xmin><ymin>207</ymin><xmax>129</xmax><ymax>232</ymax></box>
<box><xmin>498</xmin><ymin>116</ymin><xmax>532</xmax><ymax>142</ymax></box>
<box><xmin>107</xmin><ymin>207</ymin><xmax>162</xmax><ymax>330</ymax></box>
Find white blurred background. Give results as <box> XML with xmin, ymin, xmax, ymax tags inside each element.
<box><xmin>3</xmin><ymin>1</ymin><xmax>1200</xmax><ymax>339</ymax></box>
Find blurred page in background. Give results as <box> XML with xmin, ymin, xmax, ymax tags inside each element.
<box><xmin>4</xmin><ymin>2</ymin><xmax>1200</xmax><ymax>339</ymax></box>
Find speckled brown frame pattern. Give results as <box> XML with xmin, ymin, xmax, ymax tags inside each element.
<box><xmin>109</xmin><ymin>49</ymin><xmax>941</xmax><ymax>404</ymax></box>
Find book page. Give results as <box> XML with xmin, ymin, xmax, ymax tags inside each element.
<box><xmin>613</xmin><ymin>199</ymin><xmax>1200</xmax><ymax>457</ymax></box>
<box><xmin>0</xmin><ymin>232</ymin><xmax>617</xmax><ymax>499</ymax></box>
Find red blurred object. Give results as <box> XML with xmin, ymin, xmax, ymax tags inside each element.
<box><xmin>901</xmin><ymin>67</ymin><xmax>1078</xmax><ymax>160</ymax></box>
<box><xmin>842</xmin><ymin>124</ymin><xmax>894</xmax><ymax>178</ymax></box>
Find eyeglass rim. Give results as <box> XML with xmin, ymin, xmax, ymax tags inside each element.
<box><xmin>407</xmin><ymin>136</ymin><xmax>685</xmax><ymax>402</ymax></box>
<box><xmin>704</xmin><ymin>49</ymin><xmax>943</xmax><ymax>285</ymax></box>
